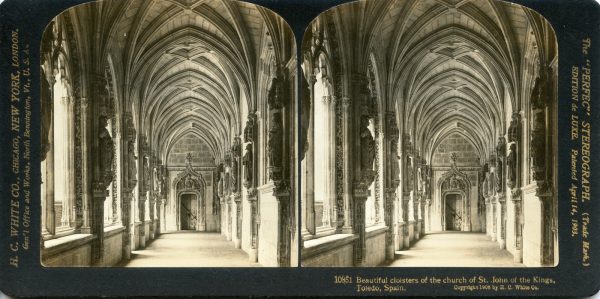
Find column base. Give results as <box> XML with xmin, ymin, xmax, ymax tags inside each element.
<box><xmin>514</xmin><ymin>249</ymin><xmax>523</xmax><ymax>263</ymax></box>
<box><xmin>123</xmin><ymin>245</ymin><xmax>131</xmax><ymax>260</ymax></box>
<box><xmin>498</xmin><ymin>239</ymin><xmax>506</xmax><ymax>249</ymax></box>
<box><xmin>139</xmin><ymin>235</ymin><xmax>146</xmax><ymax>248</ymax></box>
<box><xmin>249</xmin><ymin>248</ymin><xmax>258</xmax><ymax>262</ymax></box>
<box><xmin>386</xmin><ymin>243</ymin><xmax>395</xmax><ymax>261</ymax></box>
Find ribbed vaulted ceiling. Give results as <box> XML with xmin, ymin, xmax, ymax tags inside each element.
<box><xmin>326</xmin><ymin>0</ymin><xmax>553</xmax><ymax>164</ymax></box>
<box><xmin>72</xmin><ymin>0</ymin><xmax>289</xmax><ymax>165</ymax></box>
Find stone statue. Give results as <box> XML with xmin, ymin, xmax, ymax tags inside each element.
<box><xmin>98</xmin><ymin>115</ymin><xmax>115</xmax><ymax>186</ymax></box>
<box><xmin>405</xmin><ymin>155</ymin><xmax>413</xmax><ymax>192</ymax></box>
<box><xmin>359</xmin><ymin>115</ymin><xmax>375</xmax><ymax>171</ymax></box>
<box><xmin>482</xmin><ymin>173</ymin><xmax>489</xmax><ymax>197</ymax></box>
<box><xmin>244</xmin><ymin>113</ymin><xmax>256</xmax><ymax>144</ymax></box>
<box><xmin>496</xmin><ymin>137</ymin><xmax>505</xmax><ymax>192</ymax></box>
<box><xmin>507</xmin><ymin>143</ymin><xmax>517</xmax><ymax>189</ymax></box>
<box><xmin>231</xmin><ymin>139</ymin><xmax>241</xmax><ymax>193</ymax></box>
<box><xmin>127</xmin><ymin>141</ymin><xmax>137</xmax><ymax>186</ymax></box>
<box><xmin>267</xmin><ymin>76</ymin><xmax>284</xmax><ymax>109</ymax></box>
<box><xmin>420</xmin><ymin>163</ymin><xmax>428</xmax><ymax>195</ymax></box>
<box><xmin>160</xmin><ymin>169</ymin><xmax>167</xmax><ymax>196</ymax></box>
<box><xmin>508</xmin><ymin>113</ymin><xmax>520</xmax><ymax>143</ymax></box>
<box><xmin>185</xmin><ymin>175</ymin><xmax>194</xmax><ymax>189</ymax></box>
<box><xmin>218</xmin><ymin>176</ymin><xmax>224</xmax><ymax>198</ymax></box>
<box><xmin>143</xmin><ymin>155</ymin><xmax>151</xmax><ymax>192</ymax></box>
<box><xmin>300</xmin><ymin>75</ymin><xmax>311</xmax><ymax>161</ymax></box>
<box><xmin>267</xmin><ymin>112</ymin><xmax>283</xmax><ymax>169</ymax></box>
<box><xmin>243</xmin><ymin>144</ymin><xmax>253</xmax><ymax>188</ymax></box>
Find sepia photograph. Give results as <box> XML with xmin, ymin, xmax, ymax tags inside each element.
<box><xmin>300</xmin><ymin>0</ymin><xmax>558</xmax><ymax>267</ymax></box>
<box><xmin>39</xmin><ymin>0</ymin><xmax>297</xmax><ymax>267</ymax></box>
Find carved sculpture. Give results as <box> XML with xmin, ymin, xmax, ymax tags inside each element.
<box><xmin>496</xmin><ymin>137</ymin><xmax>506</xmax><ymax>192</ymax></box>
<box><xmin>386</xmin><ymin>113</ymin><xmax>400</xmax><ymax>185</ymax></box>
<box><xmin>267</xmin><ymin>76</ymin><xmax>284</xmax><ymax>110</ymax></box>
<box><xmin>127</xmin><ymin>141</ymin><xmax>137</xmax><ymax>186</ymax></box>
<box><xmin>231</xmin><ymin>138</ymin><xmax>241</xmax><ymax>193</ymax></box>
<box><xmin>98</xmin><ymin>115</ymin><xmax>115</xmax><ymax>187</ymax></box>
<box><xmin>243</xmin><ymin>144</ymin><xmax>253</xmax><ymax>189</ymax></box>
<box><xmin>244</xmin><ymin>113</ymin><xmax>256</xmax><ymax>143</ymax></box>
<box><xmin>421</xmin><ymin>163</ymin><xmax>428</xmax><ymax>196</ymax></box>
<box><xmin>508</xmin><ymin>113</ymin><xmax>521</xmax><ymax>143</ymax></box>
<box><xmin>224</xmin><ymin>154</ymin><xmax>231</xmax><ymax>193</ymax></box>
<box><xmin>300</xmin><ymin>75</ymin><xmax>311</xmax><ymax>161</ymax></box>
<box><xmin>267</xmin><ymin>112</ymin><xmax>283</xmax><ymax>172</ymax></box>
<box><xmin>405</xmin><ymin>155</ymin><xmax>413</xmax><ymax>192</ymax></box>
<box><xmin>143</xmin><ymin>154</ymin><xmax>151</xmax><ymax>192</ymax></box>
<box><xmin>359</xmin><ymin>115</ymin><xmax>375</xmax><ymax>171</ymax></box>
<box><xmin>530</xmin><ymin>67</ymin><xmax>551</xmax><ymax>182</ymax></box>
<box><xmin>507</xmin><ymin>143</ymin><xmax>517</xmax><ymax>189</ymax></box>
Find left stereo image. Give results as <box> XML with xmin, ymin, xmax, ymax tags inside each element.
<box><xmin>39</xmin><ymin>0</ymin><xmax>298</xmax><ymax>267</ymax></box>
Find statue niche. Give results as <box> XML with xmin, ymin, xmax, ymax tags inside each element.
<box><xmin>98</xmin><ymin>115</ymin><xmax>115</xmax><ymax>187</ymax></box>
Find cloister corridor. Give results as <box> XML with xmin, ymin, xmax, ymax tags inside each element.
<box><xmin>387</xmin><ymin>232</ymin><xmax>524</xmax><ymax>268</ymax></box>
<box><xmin>121</xmin><ymin>232</ymin><xmax>260</xmax><ymax>267</ymax></box>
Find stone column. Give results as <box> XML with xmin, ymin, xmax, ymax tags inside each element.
<box><xmin>530</xmin><ymin>67</ymin><xmax>555</xmax><ymax>265</ymax></box>
<box><xmin>90</xmin><ymin>73</ymin><xmax>114</xmax><ymax>265</ymax></box>
<box><xmin>121</xmin><ymin>190</ymin><xmax>133</xmax><ymax>260</ymax></box>
<box><xmin>121</xmin><ymin>112</ymin><xmax>137</xmax><ymax>260</ymax></box>
<box><xmin>77</xmin><ymin>98</ymin><xmax>91</xmax><ymax>234</ymax></box>
<box><xmin>341</xmin><ymin>97</ymin><xmax>353</xmax><ymax>234</ymax></box>
<box><xmin>508</xmin><ymin>112</ymin><xmax>523</xmax><ymax>262</ymax></box>
<box><xmin>138</xmin><ymin>135</ymin><xmax>149</xmax><ymax>248</ymax></box>
<box><xmin>352</xmin><ymin>73</ymin><xmax>376</xmax><ymax>266</ymax></box>
<box><xmin>401</xmin><ymin>135</ymin><xmax>413</xmax><ymax>248</ymax></box>
<box><xmin>230</xmin><ymin>137</ymin><xmax>242</xmax><ymax>248</ymax></box>
<box><xmin>244</xmin><ymin>112</ymin><xmax>259</xmax><ymax>261</ymax></box>
<box><xmin>302</xmin><ymin>75</ymin><xmax>316</xmax><ymax>236</ymax></box>
<box><xmin>384</xmin><ymin>112</ymin><xmax>400</xmax><ymax>260</ymax></box>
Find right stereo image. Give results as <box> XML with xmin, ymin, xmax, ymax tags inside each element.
<box><xmin>299</xmin><ymin>0</ymin><xmax>558</xmax><ymax>268</ymax></box>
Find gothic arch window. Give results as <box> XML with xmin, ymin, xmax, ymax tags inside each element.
<box><xmin>313</xmin><ymin>53</ymin><xmax>335</xmax><ymax>231</ymax></box>
<box><xmin>103</xmin><ymin>92</ymin><xmax>121</xmax><ymax>226</ymax></box>
<box><xmin>365</xmin><ymin>58</ymin><xmax>383</xmax><ymax>228</ymax></box>
<box><xmin>41</xmin><ymin>20</ymin><xmax>78</xmax><ymax>237</ymax></box>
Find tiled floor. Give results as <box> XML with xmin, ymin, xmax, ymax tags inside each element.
<box><xmin>122</xmin><ymin>231</ymin><xmax>261</xmax><ymax>267</ymax></box>
<box><xmin>388</xmin><ymin>232</ymin><xmax>524</xmax><ymax>267</ymax></box>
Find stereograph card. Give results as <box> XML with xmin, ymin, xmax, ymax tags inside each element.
<box><xmin>0</xmin><ymin>0</ymin><xmax>598</xmax><ymax>296</ymax></box>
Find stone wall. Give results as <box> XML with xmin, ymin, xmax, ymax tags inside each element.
<box><xmin>167</xmin><ymin>134</ymin><xmax>214</xmax><ymax>166</ymax></box>
<box><xmin>364</xmin><ymin>226</ymin><xmax>387</xmax><ymax>266</ymax></box>
<box><xmin>258</xmin><ymin>185</ymin><xmax>279</xmax><ymax>267</ymax></box>
<box><xmin>432</xmin><ymin>133</ymin><xmax>479</xmax><ymax>166</ymax></box>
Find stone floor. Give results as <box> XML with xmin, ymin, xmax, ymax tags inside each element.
<box><xmin>122</xmin><ymin>231</ymin><xmax>261</xmax><ymax>267</ymax></box>
<box><xmin>387</xmin><ymin>231</ymin><xmax>524</xmax><ymax>267</ymax></box>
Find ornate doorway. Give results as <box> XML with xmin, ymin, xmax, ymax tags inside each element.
<box><xmin>444</xmin><ymin>193</ymin><xmax>463</xmax><ymax>231</ymax></box>
<box><xmin>179</xmin><ymin>193</ymin><xmax>197</xmax><ymax>230</ymax></box>
<box><xmin>173</xmin><ymin>154</ymin><xmax>207</xmax><ymax>231</ymax></box>
<box><xmin>438</xmin><ymin>158</ymin><xmax>472</xmax><ymax>231</ymax></box>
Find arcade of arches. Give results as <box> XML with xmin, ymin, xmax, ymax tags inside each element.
<box><xmin>300</xmin><ymin>0</ymin><xmax>557</xmax><ymax>267</ymax></box>
<box><xmin>40</xmin><ymin>0</ymin><xmax>297</xmax><ymax>267</ymax></box>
